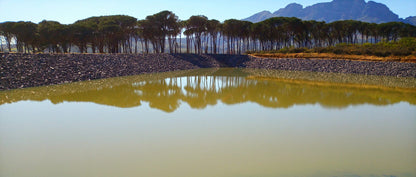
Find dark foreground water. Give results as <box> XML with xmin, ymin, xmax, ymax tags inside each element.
<box><xmin>1</xmin><ymin>68</ymin><xmax>415</xmax><ymax>177</ymax></box>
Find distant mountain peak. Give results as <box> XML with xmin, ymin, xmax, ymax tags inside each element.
<box><xmin>333</xmin><ymin>0</ymin><xmax>364</xmax><ymax>3</ymax></box>
<box><xmin>404</xmin><ymin>16</ymin><xmax>416</xmax><ymax>25</ymax></box>
<box><xmin>273</xmin><ymin>3</ymin><xmax>303</xmax><ymax>17</ymax></box>
<box><xmin>243</xmin><ymin>11</ymin><xmax>273</xmax><ymax>23</ymax></box>
<box><xmin>242</xmin><ymin>0</ymin><xmax>414</xmax><ymax>25</ymax></box>
<box><xmin>285</xmin><ymin>3</ymin><xmax>303</xmax><ymax>8</ymax></box>
<box><xmin>258</xmin><ymin>10</ymin><xmax>272</xmax><ymax>14</ymax></box>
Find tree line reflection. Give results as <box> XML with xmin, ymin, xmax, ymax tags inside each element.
<box><xmin>1</xmin><ymin>69</ymin><xmax>415</xmax><ymax>112</ymax></box>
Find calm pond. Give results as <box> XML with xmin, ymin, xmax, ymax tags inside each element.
<box><xmin>1</xmin><ymin>68</ymin><xmax>415</xmax><ymax>177</ymax></box>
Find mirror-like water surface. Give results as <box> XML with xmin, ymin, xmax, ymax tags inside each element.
<box><xmin>1</xmin><ymin>68</ymin><xmax>415</xmax><ymax>177</ymax></box>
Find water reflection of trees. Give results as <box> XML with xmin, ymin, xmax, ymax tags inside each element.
<box><xmin>1</xmin><ymin>69</ymin><xmax>415</xmax><ymax>112</ymax></box>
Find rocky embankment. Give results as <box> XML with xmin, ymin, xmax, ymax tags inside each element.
<box><xmin>0</xmin><ymin>53</ymin><xmax>222</xmax><ymax>90</ymax></box>
<box><xmin>1</xmin><ymin>53</ymin><xmax>415</xmax><ymax>90</ymax></box>
<box><xmin>242</xmin><ymin>57</ymin><xmax>416</xmax><ymax>78</ymax></box>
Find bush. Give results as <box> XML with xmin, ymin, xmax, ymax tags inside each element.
<box><xmin>362</xmin><ymin>43</ymin><xmax>372</xmax><ymax>47</ymax></box>
<box><xmin>364</xmin><ymin>49</ymin><xmax>372</xmax><ymax>55</ymax></box>
<box><xmin>288</xmin><ymin>47</ymin><xmax>307</xmax><ymax>53</ymax></box>
<box><xmin>351</xmin><ymin>50</ymin><xmax>362</xmax><ymax>55</ymax></box>
<box><xmin>313</xmin><ymin>47</ymin><xmax>328</xmax><ymax>53</ymax></box>
<box><xmin>335</xmin><ymin>43</ymin><xmax>348</xmax><ymax>48</ymax></box>
<box><xmin>278</xmin><ymin>47</ymin><xmax>290</xmax><ymax>53</ymax></box>
<box><xmin>391</xmin><ymin>48</ymin><xmax>411</xmax><ymax>56</ymax></box>
<box><xmin>254</xmin><ymin>38</ymin><xmax>416</xmax><ymax>57</ymax></box>
<box><xmin>374</xmin><ymin>51</ymin><xmax>391</xmax><ymax>57</ymax></box>
<box><xmin>398</xmin><ymin>37</ymin><xmax>416</xmax><ymax>50</ymax></box>
<box><xmin>333</xmin><ymin>47</ymin><xmax>345</xmax><ymax>54</ymax></box>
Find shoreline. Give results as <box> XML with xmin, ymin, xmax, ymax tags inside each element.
<box><xmin>1</xmin><ymin>53</ymin><xmax>416</xmax><ymax>90</ymax></box>
<box><xmin>249</xmin><ymin>53</ymin><xmax>416</xmax><ymax>63</ymax></box>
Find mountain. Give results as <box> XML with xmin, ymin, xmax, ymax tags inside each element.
<box><xmin>243</xmin><ymin>0</ymin><xmax>414</xmax><ymax>25</ymax></box>
<box><xmin>244</xmin><ymin>11</ymin><xmax>274</xmax><ymax>23</ymax></box>
<box><xmin>404</xmin><ymin>16</ymin><xmax>416</xmax><ymax>26</ymax></box>
<box><xmin>273</xmin><ymin>3</ymin><xmax>303</xmax><ymax>17</ymax></box>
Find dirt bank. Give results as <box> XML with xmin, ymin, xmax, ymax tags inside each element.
<box><xmin>1</xmin><ymin>53</ymin><xmax>415</xmax><ymax>90</ymax></box>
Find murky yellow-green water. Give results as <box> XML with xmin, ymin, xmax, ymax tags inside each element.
<box><xmin>1</xmin><ymin>68</ymin><xmax>415</xmax><ymax>177</ymax></box>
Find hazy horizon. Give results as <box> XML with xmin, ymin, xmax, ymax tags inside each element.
<box><xmin>1</xmin><ymin>0</ymin><xmax>415</xmax><ymax>24</ymax></box>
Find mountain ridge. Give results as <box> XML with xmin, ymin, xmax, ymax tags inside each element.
<box><xmin>243</xmin><ymin>0</ymin><xmax>415</xmax><ymax>26</ymax></box>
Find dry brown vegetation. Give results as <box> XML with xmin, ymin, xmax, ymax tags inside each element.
<box><xmin>247</xmin><ymin>76</ymin><xmax>416</xmax><ymax>93</ymax></box>
<box><xmin>249</xmin><ymin>53</ymin><xmax>416</xmax><ymax>63</ymax></box>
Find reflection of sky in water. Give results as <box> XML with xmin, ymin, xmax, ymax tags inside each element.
<box><xmin>161</xmin><ymin>76</ymin><xmax>247</xmax><ymax>96</ymax></box>
<box><xmin>0</xmin><ymin>68</ymin><xmax>416</xmax><ymax>177</ymax></box>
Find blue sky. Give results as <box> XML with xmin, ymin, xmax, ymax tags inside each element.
<box><xmin>0</xmin><ymin>0</ymin><xmax>415</xmax><ymax>24</ymax></box>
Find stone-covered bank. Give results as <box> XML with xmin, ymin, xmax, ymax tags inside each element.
<box><xmin>1</xmin><ymin>53</ymin><xmax>415</xmax><ymax>90</ymax></box>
